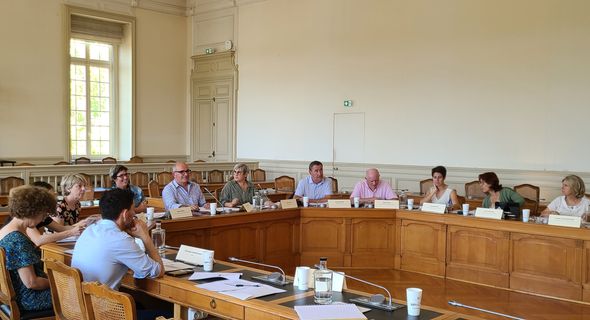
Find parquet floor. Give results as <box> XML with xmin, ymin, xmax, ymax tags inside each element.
<box><xmin>343</xmin><ymin>268</ymin><xmax>590</xmax><ymax>320</ymax></box>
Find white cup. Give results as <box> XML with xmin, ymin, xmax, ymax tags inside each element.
<box><xmin>407</xmin><ymin>198</ymin><xmax>414</xmax><ymax>210</ymax></box>
<box><xmin>203</xmin><ymin>257</ymin><xmax>213</xmax><ymax>272</ymax></box>
<box><xmin>295</xmin><ymin>266</ymin><xmax>310</xmax><ymax>290</ymax></box>
<box><xmin>462</xmin><ymin>203</ymin><xmax>469</xmax><ymax>216</ymax></box>
<box><xmin>302</xmin><ymin>196</ymin><xmax>309</xmax><ymax>208</ymax></box>
<box><xmin>209</xmin><ymin>203</ymin><xmax>217</xmax><ymax>215</ymax></box>
<box><xmin>146</xmin><ymin>207</ymin><xmax>155</xmax><ymax>221</ymax></box>
<box><xmin>353</xmin><ymin>197</ymin><xmax>360</xmax><ymax>208</ymax></box>
<box><xmin>522</xmin><ymin>209</ymin><xmax>530</xmax><ymax>222</ymax></box>
<box><xmin>406</xmin><ymin>287</ymin><xmax>422</xmax><ymax>316</ymax></box>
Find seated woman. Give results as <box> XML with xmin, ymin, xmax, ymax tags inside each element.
<box><xmin>541</xmin><ymin>175</ymin><xmax>589</xmax><ymax>217</ymax></box>
<box><xmin>220</xmin><ymin>163</ymin><xmax>255</xmax><ymax>208</ymax></box>
<box><xmin>110</xmin><ymin>165</ymin><xmax>147</xmax><ymax>213</ymax></box>
<box><xmin>420</xmin><ymin>166</ymin><xmax>459</xmax><ymax>210</ymax></box>
<box><xmin>0</xmin><ymin>185</ymin><xmax>54</xmax><ymax>312</ymax></box>
<box><xmin>479</xmin><ymin>172</ymin><xmax>525</xmax><ymax>209</ymax></box>
<box><xmin>50</xmin><ymin>173</ymin><xmax>88</xmax><ymax>226</ymax></box>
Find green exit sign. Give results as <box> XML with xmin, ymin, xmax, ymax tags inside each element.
<box><xmin>344</xmin><ymin>100</ymin><xmax>352</xmax><ymax>107</ymax></box>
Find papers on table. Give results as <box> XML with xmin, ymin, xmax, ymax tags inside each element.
<box><xmin>162</xmin><ymin>258</ymin><xmax>194</xmax><ymax>272</ymax></box>
<box><xmin>189</xmin><ymin>272</ymin><xmax>242</xmax><ymax>281</ymax></box>
<box><xmin>294</xmin><ymin>304</ymin><xmax>367</xmax><ymax>320</ymax></box>
<box><xmin>64</xmin><ymin>249</ymin><xmax>74</xmax><ymax>255</ymax></box>
<box><xmin>56</xmin><ymin>235</ymin><xmax>79</xmax><ymax>243</ymax></box>
<box><xmin>196</xmin><ymin>279</ymin><xmax>285</xmax><ymax>300</ymax></box>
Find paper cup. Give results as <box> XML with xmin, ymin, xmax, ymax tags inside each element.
<box><xmin>353</xmin><ymin>197</ymin><xmax>360</xmax><ymax>208</ymax></box>
<box><xmin>406</xmin><ymin>287</ymin><xmax>422</xmax><ymax>316</ymax></box>
<box><xmin>295</xmin><ymin>266</ymin><xmax>310</xmax><ymax>290</ymax></box>
<box><xmin>522</xmin><ymin>209</ymin><xmax>530</xmax><ymax>222</ymax></box>
<box><xmin>303</xmin><ymin>196</ymin><xmax>309</xmax><ymax>208</ymax></box>
<box><xmin>146</xmin><ymin>207</ymin><xmax>155</xmax><ymax>220</ymax></box>
<box><xmin>462</xmin><ymin>203</ymin><xmax>469</xmax><ymax>216</ymax></box>
<box><xmin>210</xmin><ymin>203</ymin><xmax>217</xmax><ymax>215</ymax></box>
<box><xmin>407</xmin><ymin>198</ymin><xmax>414</xmax><ymax>210</ymax></box>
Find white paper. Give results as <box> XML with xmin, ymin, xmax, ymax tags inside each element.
<box><xmin>162</xmin><ymin>258</ymin><xmax>194</xmax><ymax>272</ymax></box>
<box><xmin>333</xmin><ymin>302</ymin><xmax>370</xmax><ymax>314</ymax></box>
<box><xmin>154</xmin><ymin>212</ymin><xmax>166</xmax><ymax>219</ymax></box>
<box><xmin>189</xmin><ymin>272</ymin><xmax>242</xmax><ymax>281</ymax></box>
<box><xmin>56</xmin><ymin>235</ymin><xmax>79</xmax><ymax>243</ymax></box>
<box><xmin>64</xmin><ymin>249</ymin><xmax>74</xmax><ymax>255</ymax></box>
<box><xmin>196</xmin><ymin>279</ymin><xmax>285</xmax><ymax>300</ymax></box>
<box><xmin>294</xmin><ymin>304</ymin><xmax>367</xmax><ymax>320</ymax></box>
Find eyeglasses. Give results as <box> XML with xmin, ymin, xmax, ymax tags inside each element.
<box><xmin>233</xmin><ymin>170</ymin><xmax>244</xmax><ymax>174</ymax></box>
<box><xmin>116</xmin><ymin>173</ymin><xmax>129</xmax><ymax>178</ymax></box>
<box><xmin>174</xmin><ymin>169</ymin><xmax>192</xmax><ymax>175</ymax></box>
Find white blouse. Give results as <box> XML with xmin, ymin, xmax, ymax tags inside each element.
<box><xmin>547</xmin><ymin>196</ymin><xmax>590</xmax><ymax>217</ymax></box>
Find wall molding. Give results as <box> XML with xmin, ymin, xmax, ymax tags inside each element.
<box><xmin>64</xmin><ymin>0</ymin><xmax>188</xmax><ymax>16</ymax></box>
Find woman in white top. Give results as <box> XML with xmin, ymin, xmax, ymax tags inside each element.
<box><xmin>420</xmin><ymin>166</ymin><xmax>459</xmax><ymax>210</ymax></box>
<box><xmin>541</xmin><ymin>175</ymin><xmax>589</xmax><ymax>217</ymax></box>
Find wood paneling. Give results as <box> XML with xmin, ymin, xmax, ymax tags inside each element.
<box><xmin>446</xmin><ymin>226</ymin><xmax>510</xmax><ymax>287</ymax></box>
<box><xmin>299</xmin><ymin>218</ymin><xmax>345</xmax><ymax>267</ymax></box>
<box><xmin>399</xmin><ymin>219</ymin><xmax>446</xmax><ymax>276</ymax></box>
<box><xmin>349</xmin><ymin>218</ymin><xmax>396</xmax><ymax>268</ymax></box>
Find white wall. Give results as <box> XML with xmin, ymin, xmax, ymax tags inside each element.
<box><xmin>234</xmin><ymin>0</ymin><xmax>590</xmax><ymax>172</ymax></box>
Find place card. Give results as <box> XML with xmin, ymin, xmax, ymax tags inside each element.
<box><xmin>374</xmin><ymin>199</ymin><xmax>399</xmax><ymax>209</ymax></box>
<box><xmin>242</xmin><ymin>202</ymin><xmax>255</xmax><ymax>212</ymax></box>
<box><xmin>548</xmin><ymin>214</ymin><xmax>581</xmax><ymax>228</ymax></box>
<box><xmin>421</xmin><ymin>203</ymin><xmax>446</xmax><ymax>214</ymax></box>
<box><xmin>280</xmin><ymin>199</ymin><xmax>298</xmax><ymax>209</ymax></box>
<box><xmin>176</xmin><ymin>245</ymin><xmax>214</xmax><ymax>266</ymax></box>
<box><xmin>474</xmin><ymin>207</ymin><xmax>503</xmax><ymax>220</ymax></box>
<box><xmin>328</xmin><ymin>199</ymin><xmax>351</xmax><ymax>208</ymax></box>
<box><xmin>170</xmin><ymin>207</ymin><xmax>193</xmax><ymax>219</ymax></box>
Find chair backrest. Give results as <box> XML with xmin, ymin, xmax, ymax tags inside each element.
<box><xmin>0</xmin><ymin>177</ymin><xmax>25</xmax><ymax>196</ymax></box>
<box><xmin>148</xmin><ymin>180</ymin><xmax>160</xmax><ymax>198</ymax></box>
<box><xmin>127</xmin><ymin>156</ymin><xmax>143</xmax><ymax>163</ymax></box>
<box><xmin>456</xmin><ymin>195</ymin><xmax>466</xmax><ymax>206</ymax></box>
<box><xmin>81</xmin><ymin>186</ymin><xmax>95</xmax><ymax>202</ymax></box>
<box><xmin>208</xmin><ymin>170</ymin><xmax>224</xmax><ymax>183</ymax></box>
<box><xmin>330</xmin><ymin>177</ymin><xmax>338</xmax><ymax>193</ymax></box>
<box><xmin>515</xmin><ymin>184</ymin><xmax>540</xmax><ymax>214</ymax></box>
<box><xmin>189</xmin><ymin>171</ymin><xmax>203</xmax><ymax>184</ymax></box>
<box><xmin>82</xmin><ymin>282</ymin><xmax>136</xmax><ymax>320</ymax></box>
<box><xmin>251</xmin><ymin>169</ymin><xmax>266</xmax><ymax>183</ymax></box>
<box><xmin>45</xmin><ymin>259</ymin><xmax>88</xmax><ymax>320</ymax></box>
<box><xmin>101</xmin><ymin>174</ymin><xmax>112</xmax><ymax>189</ymax></box>
<box><xmin>14</xmin><ymin>163</ymin><xmax>34</xmax><ymax>167</ymax></box>
<box><xmin>129</xmin><ymin>172</ymin><xmax>149</xmax><ymax>189</ymax></box>
<box><xmin>54</xmin><ymin>161</ymin><xmax>71</xmax><ymax>165</ymax></box>
<box><xmin>165</xmin><ymin>160</ymin><xmax>176</xmax><ymax>163</ymax></box>
<box><xmin>74</xmin><ymin>157</ymin><xmax>91</xmax><ymax>164</ymax></box>
<box><xmin>274</xmin><ymin>176</ymin><xmax>295</xmax><ymax>193</ymax></box>
<box><xmin>193</xmin><ymin>159</ymin><xmax>206</xmax><ymax>163</ymax></box>
<box><xmin>145</xmin><ymin>197</ymin><xmax>165</xmax><ymax>210</ymax></box>
<box><xmin>420</xmin><ymin>179</ymin><xmax>433</xmax><ymax>195</ymax></box>
<box><xmin>0</xmin><ymin>248</ymin><xmax>20</xmax><ymax>320</ymax></box>
<box><xmin>156</xmin><ymin>172</ymin><xmax>173</xmax><ymax>187</ymax></box>
<box><xmin>465</xmin><ymin>180</ymin><xmax>485</xmax><ymax>199</ymax></box>
<box><xmin>79</xmin><ymin>173</ymin><xmax>93</xmax><ymax>187</ymax></box>
<box><xmin>101</xmin><ymin>157</ymin><xmax>117</xmax><ymax>164</ymax></box>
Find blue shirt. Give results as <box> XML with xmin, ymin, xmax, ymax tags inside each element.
<box><xmin>72</xmin><ymin>220</ymin><xmax>161</xmax><ymax>290</ymax></box>
<box><xmin>294</xmin><ymin>176</ymin><xmax>333</xmax><ymax>200</ymax></box>
<box><xmin>162</xmin><ymin>180</ymin><xmax>206</xmax><ymax>210</ymax></box>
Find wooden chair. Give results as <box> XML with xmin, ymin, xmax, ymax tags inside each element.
<box><xmin>101</xmin><ymin>174</ymin><xmax>112</xmax><ymax>189</ymax></box>
<box><xmin>189</xmin><ymin>171</ymin><xmax>203</xmax><ymax>184</ymax></box>
<box><xmin>148</xmin><ymin>180</ymin><xmax>160</xmax><ymax>198</ymax></box>
<box><xmin>130</xmin><ymin>172</ymin><xmax>149</xmax><ymax>189</ymax></box>
<box><xmin>45</xmin><ymin>259</ymin><xmax>88</xmax><ymax>320</ymax></box>
<box><xmin>251</xmin><ymin>169</ymin><xmax>266</xmax><ymax>183</ymax></box>
<box><xmin>156</xmin><ymin>172</ymin><xmax>173</xmax><ymax>187</ymax></box>
<box><xmin>127</xmin><ymin>156</ymin><xmax>143</xmax><ymax>163</ymax></box>
<box><xmin>15</xmin><ymin>163</ymin><xmax>34</xmax><ymax>167</ymax></box>
<box><xmin>274</xmin><ymin>176</ymin><xmax>295</xmax><ymax>193</ymax></box>
<box><xmin>146</xmin><ymin>197</ymin><xmax>165</xmax><ymax>211</ymax></box>
<box><xmin>81</xmin><ymin>186</ymin><xmax>95</xmax><ymax>202</ymax></box>
<box><xmin>0</xmin><ymin>177</ymin><xmax>25</xmax><ymax>196</ymax></box>
<box><xmin>82</xmin><ymin>282</ymin><xmax>136</xmax><ymax>320</ymax></box>
<box><xmin>419</xmin><ymin>179</ymin><xmax>433</xmax><ymax>195</ymax></box>
<box><xmin>330</xmin><ymin>177</ymin><xmax>338</xmax><ymax>193</ymax></box>
<box><xmin>465</xmin><ymin>180</ymin><xmax>485</xmax><ymax>199</ymax></box>
<box><xmin>515</xmin><ymin>184</ymin><xmax>540</xmax><ymax>214</ymax></box>
<box><xmin>193</xmin><ymin>160</ymin><xmax>206</xmax><ymax>163</ymax></box>
<box><xmin>79</xmin><ymin>173</ymin><xmax>93</xmax><ymax>187</ymax></box>
<box><xmin>456</xmin><ymin>195</ymin><xmax>466</xmax><ymax>206</ymax></box>
<box><xmin>54</xmin><ymin>161</ymin><xmax>71</xmax><ymax>165</ymax></box>
<box><xmin>101</xmin><ymin>157</ymin><xmax>117</xmax><ymax>164</ymax></box>
<box><xmin>165</xmin><ymin>160</ymin><xmax>176</xmax><ymax>163</ymax></box>
<box><xmin>208</xmin><ymin>170</ymin><xmax>224</xmax><ymax>183</ymax></box>
<box><xmin>74</xmin><ymin>157</ymin><xmax>91</xmax><ymax>164</ymax></box>
<box><xmin>0</xmin><ymin>248</ymin><xmax>54</xmax><ymax>320</ymax></box>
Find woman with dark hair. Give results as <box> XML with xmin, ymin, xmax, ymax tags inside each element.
<box><xmin>420</xmin><ymin>166</ymin><xmax>459</xmax><ymax>209</ymax></box>
<box><xmin>478</xmin><ymin>172</ymin><xmax>524</xmax><ymax>209</ymax></box>
<box><xmin>110</xmin><ymin>165</ymin><xmax>147</xmax><ymax>212</ymax></box>
<box><xmin>0</xmin><ymin>186</ymin><xmax>54</xmax><ymax>311</ymax></box>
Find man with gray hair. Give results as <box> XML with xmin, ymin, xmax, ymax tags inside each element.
<box><xmin>162</xmin><ymin>162</ymin><xmax>210</xmax><ymax>211</ymax></box>
<box><xmin>350</xmin><ymin>168</ymin><xmax>397</xmax><ymax>203</ymax></box>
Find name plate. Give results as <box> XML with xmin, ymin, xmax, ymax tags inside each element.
<box><xmin>280</xmin><ymin>199</ymin><xmax>298</xmax><ymax>209</ymax></box>
<box><xmin>474</xmin><ymin>207</ymin><xmax>503</xmax><ymax>220</ymax></box>
<box><xmin>169</xmin><ymin>207</ymin><xmax>193</xmax><ymax>219</ymax></box>
<box><xmin>242</xmin><ymin>202</ymin><xmax>255</xmax><ymax>212</ymax></box>
<box><xmin>548</xmin><ymin>214</ymin><xmax>581</xmax><ymax>228</ymax></box>
<box><xmin>176</xmin><ymin>245</ymin><xmax>214</xmax><ymax>266</ymax></box>
<box><xmin>421</xmin><ymin>203</ymin><xmax>446</xmax><ymax>214</ymax></box>
<box><xmin>328</xmin><ymin>199</ymin><xmax>351</xmax><ymax>208</ymax></box>
<box><xmin>374</xmin><ymin>199</ymin><xmax>399</xmax><ymax>209</ymax></box>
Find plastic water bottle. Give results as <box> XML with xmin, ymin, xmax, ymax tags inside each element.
<box><xmin>151</xmin><ymin>221</ymin><xmax>166</xmax><ymax>255</ymax></box>
<box><xmin>252</xmin><ymin>192</ymin><xmax>262</xmax><ymax>210</ymax></box>
<box><xmin>314</xmin><ymin>257</ymin><xmax>333</xmax><ymax>304</ymax></box>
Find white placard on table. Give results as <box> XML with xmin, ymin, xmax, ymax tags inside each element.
<box><xmin>374</xmin><ymin>200</ymin><xmax>399</xmax><ymax>209</ymax></box>
<box><xmin>280</xmin><ymin>199</ymin><xmax>298</xmax><ymax>209</ymax></box>
<box><xmin>176</xmin><ymin>245</ymin><xmax>214</xmax><ymax>266</ymax></box>
<box><xmin>170</xmin><ymin>207</ymin><xmax>193</xmax><ymax>219</ymax></box>
<box><xmin>548</xmin><ymin>214</ymin><xmax>581</xmax><ymax>228</ymax></box>
<box><xmin>327</xmin><ymin>199</ymin><xmax>351</xmax><ymax>208</ymax></box>
<box><xmin>474</xmin><ymin>207</ymin><xmax>503</xmax><ymax>220</ymax></box>
<box><xmin>421</xmin><ymin>203</ymin><xmax>446</xmax><ymax>214</ymax></box>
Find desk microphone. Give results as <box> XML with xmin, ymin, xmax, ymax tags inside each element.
<box><xmin>228</xmin><ymin>257</ymin><xmax>290</xmax><ymax>286</ymax></box>
<box><xmin>203</xmin><ymin>187</ymin><xmax>222</xmax><ymax>206</ymax></box>
<box><xmin>448</xmin><ymin>301</ymin><xmax>524</xmax><ymax>320</ymax></box>
<box><xmin>314</xmin><ymin>265</ymin><xmax>403</xmax><ymax>312</ymax></box>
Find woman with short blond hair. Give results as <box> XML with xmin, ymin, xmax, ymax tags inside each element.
<box><xmin>50</xmin><ymin>173</ymin><xmax>88</xmax><ymax>225</ymax></box>
<box><xmin>542</xmin><ymin>175</ymin><xmax>589</xmax><ymax>217</ymax></box>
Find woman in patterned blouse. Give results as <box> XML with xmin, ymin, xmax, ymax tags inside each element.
<box><xmin>51</xmin><ymin>173</ymin><xmax>88</xmax><ymax>226</ymax></box>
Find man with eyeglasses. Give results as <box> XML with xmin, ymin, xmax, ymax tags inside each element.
<box><xmin>162</xmin><ymin>162</ymin><xmax>209</xmax><ymax>211</ymax></box>
<box><xmin>110</xmin><ymin>165</ymin><xmax>148</xmax><ymax>213</ymax></box>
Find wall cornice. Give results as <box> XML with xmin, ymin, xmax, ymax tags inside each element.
<box><xmin>65</xmin><ymin>0</ymin><xmax>188</xmax><ymax>16</ymax></box>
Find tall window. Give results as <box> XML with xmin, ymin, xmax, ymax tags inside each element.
<box><xmin>69</xmin><ymin>39</ymin><xmax>115</xmax><ymax>158</ymax></box>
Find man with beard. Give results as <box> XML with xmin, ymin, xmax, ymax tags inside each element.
<box><xmin>72</xmin><ymin>188</ymin><xmax>163</xmax><ymax>289</ymax></box>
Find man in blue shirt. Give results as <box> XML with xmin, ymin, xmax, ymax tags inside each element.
<box><xmin>162</xmin><ymin>162</ymin><xmax>210</xmax><ymax>211</ymax></box>
<box><xmin>72</xmin><ymin>189</ymin><xmax>163</xmax><ymax>290</ymax></box>
<box><xmin>294</xmin><ymin>160</ymin><xmax>333</xmax><ymax>202</ymax></box>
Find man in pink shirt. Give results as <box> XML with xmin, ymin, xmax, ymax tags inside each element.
<box><xmin>350</xmin><ymin>168</ymin><xmax>397</xmax><ymax>203</ymax></box>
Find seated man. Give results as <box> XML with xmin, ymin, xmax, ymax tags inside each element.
<box><xmin>294</xmin><ymin>161</ymin><xmax>333</xmax><ymax>203</ymax></box>
<box><xmin>72</xmin><ymin>188</ymin><xmax>163</xmax><ymax>290</ymax></box>
<box><xmin>162</xmin><ymin>162</ymin><xmax>209</xmax><ymax>211</ymax></box>
<box><xmin>350</xmin><ymin>168</ymin><xmax>397</xmax><ymax>203</ymax></box>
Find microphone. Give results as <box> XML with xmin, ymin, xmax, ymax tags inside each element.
<box><xmin>448</xmin><ymin>301</ymin><xmax>524</xmax><ymax>320</ymax></box>
<box><xmin>203</xmin><ymin>187</ymin><xmax>222</xmax><ymax>206</ymax></box>
<box><xmin>228</xmin><ymin>257</ymin><xmax>290</xmax><ymax>286</ymax></box>
<box><xmin>314</xmin><ymin>264</ymin><xmax>403</xmax><ymax>312</ymax></box>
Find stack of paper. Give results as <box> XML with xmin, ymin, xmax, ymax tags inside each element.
<box><xmin>294</xmin><ymin>304</ymin><xmax>367</xmax><ymax>320</ymax></box>
<box><xmin>196</xmin><ymin>279</ymin><xmax>285</xmax><ymax>300</ymax></box>
<box><xmin>162</xmin><ymin>258</ymin><xmax>194</xmax><ymax>272</ymax></box>
<box><xmin>189</xmin><ymin>272</ymin><xmax>242</xmax><ymax>281</ymax></box>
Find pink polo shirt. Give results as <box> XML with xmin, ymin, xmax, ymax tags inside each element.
<box><xmin>350</xmin><ymin>179</ymin><xmax>397</xmax><ymax>200</ymax></box>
